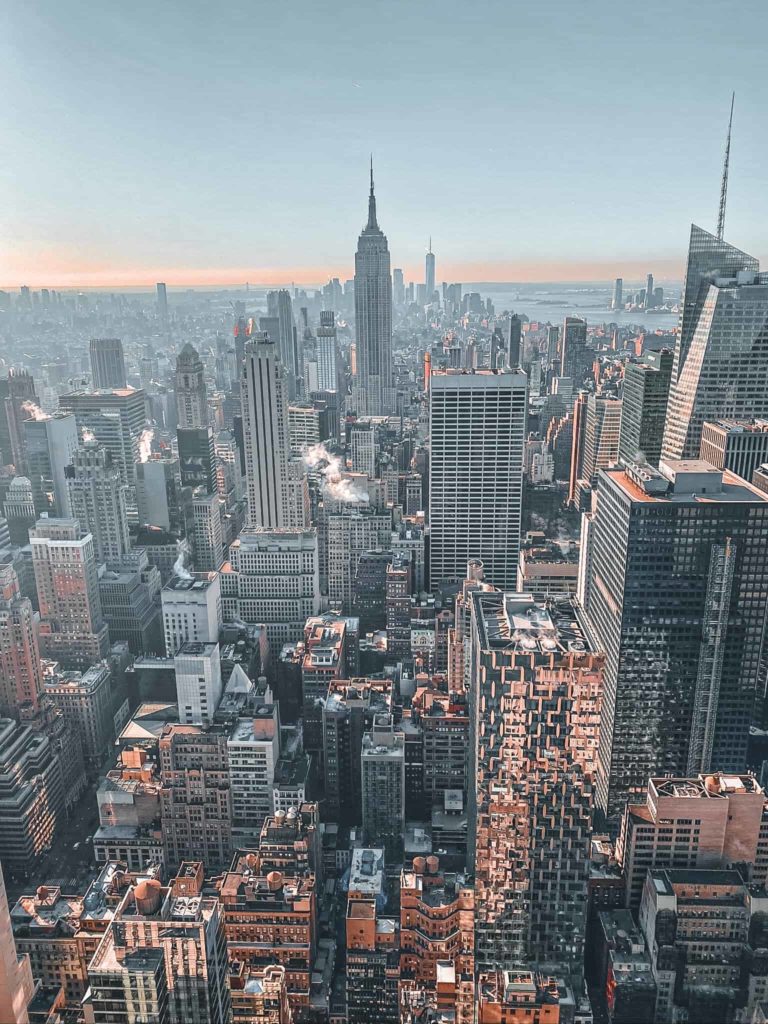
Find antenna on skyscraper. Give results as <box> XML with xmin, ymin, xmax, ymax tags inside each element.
<box><xmin>716</xmin><ymin>92</ymin><xmax>735</xmax><ymax>241</ymax></box>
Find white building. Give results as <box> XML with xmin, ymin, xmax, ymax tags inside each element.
<box><xmin>161</xmin><ymin>572</ymin><xmax>222</xmax><ymax>656</ymax></box>
<box><xmin>429</xmin><ymin>368</ymin><xmax>527</xmax><ymax>590</ymax></box>
<box><xmin>220</xmin><ymin>528</ymin><xmax>320</xmax><ymax>648</ymax></box>
<box><xmin>174</xmin><ymin>641</ymin><xmax>222</xmax><ymax>726</ymax></box>
<box><xmin>227</xmin><ymin>705</ymin><xmax>280</xmax><ymax>839</ymax></box>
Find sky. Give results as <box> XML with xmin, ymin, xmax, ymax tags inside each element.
<box><xmin>2</xmin><ymin>0</ymin><xmax>768</xmax><ymax>288</ymax></box>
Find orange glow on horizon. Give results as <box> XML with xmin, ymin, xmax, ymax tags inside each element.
<box><xmin>0</xmin><ymin>256</ymin><xmax>685</xmax><ymax>290</ymax></box>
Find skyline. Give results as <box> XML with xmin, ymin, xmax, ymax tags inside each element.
<box><xmin>3</xmin><ymin>0</ymin><xmax>768</xmax><ymax>288</ymax></box>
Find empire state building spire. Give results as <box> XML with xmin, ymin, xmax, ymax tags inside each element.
<box><xmin>366</xmin><ymin>155</ymin><xmax>378</xmax><ymax>231</ymax></box>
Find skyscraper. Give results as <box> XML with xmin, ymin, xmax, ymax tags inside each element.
<box><xmin>240</xmin><ymin>332</ymin><xmax>292</xmax><ymax>528</ymax></box>
<box><xmin>662</xmin><ymin>225</ymin><xmax>766</xmax><ymax>460</ymax></box>
<box><xmin>618</xmin><ymin>348</ymin><xmax>673</xmax><ymax>467</ymax></box>
<box><xmin>0</xmin><ymin>862</ymin><xmax>34</xmax><ymax>1024</ymax></box>
<box><xmin>59</xmin><ymin>387</ymin><xmax>147</xmax><ymax>485</ymax></box>
<box><xmin>611</xmin><ymin>277</ymin><xmax>623</xmax><ymax>311</ymax></box>
<box><xmin>175</xmin><ymin>342</ymin><xmax>208</xmax><ymax>429</ymax></box>
<box><xmin>560</xmin><ymin>316</ymin><xmax>591</xmax><ymax>385</ymax></box>
<box><xmin>65</xmin><ymin>443</ymin><xmax>130</xmax><ymax>563</ymax></box>
<box><xmin>468</xmin><ymin>591</ymin><xmax>603</xmax><ymax>983</ymax></box>
<box><xmin>425</xmin><ymin>237</ymin><xmax>435</xmax><ymax>302</ymax></box>
<box><xmin>0</xmin><ymin>563</ymin><xmax>43</xmax><ymax>715</ymax></box>
<box><xmin>156</xmin><ymin>281</ymin><xmax>168</xmax><ymax>321</ymax></box>
<box><xmin>354</xmin><ymin>163</ymin><xmax>392</xmax><ymax>415</ymax></box>
<box><xmin>267</xmin><ymin>289</ymin><xmax>299</xmax><ymax>396</ymax></box>
<box><xmin>30</xmin><ymin>517</ymin><xmax>110</xmax><ymax>670</ymax></box>
<box><xmin>645</xmin><ymin>272</ymin><xmax>654</xmax><ymax>308</ymax></box>
<box><xmin>429</xmin><ymin>368</ymin><xmax>527</xmax><ymax>590</ymax></box>
<box><xmin>393</xmin><ymin>267</ymin><xmax>405</xmax><ymax>306</ymax></box>
<box><xmin>508</xmin><ymin>314</ymin><xmax>522</xmax><ymax>368</ymax></box>
<box><xmin>23</xmin><ymin>412</ymin><xmax>79</xmax><ymax>516</ymax></box>
<box><xmin>89</xmin><ymin>338</ymin><xmax>126</xmax><ymax>390</ymax></box>
<box><xmin>316</xmin><ymin>310</ymin><xmax>342</xmax><ymax>393</ymax></box>
<box><xmin>584</xmin><ymin>459</ymin><xmax>768</xmax><ymax>820</ymax></box>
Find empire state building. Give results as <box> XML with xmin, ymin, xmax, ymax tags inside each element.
<box><xmin>354</xmin><ymin>163</ymin><xmax>393</xmax><ymax>415</ymax></box>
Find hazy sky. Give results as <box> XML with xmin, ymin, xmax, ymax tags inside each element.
<box><xmin>3</xmin><ymin>0</ymin><xmax>767</xmax><ymax>287</ymax></box>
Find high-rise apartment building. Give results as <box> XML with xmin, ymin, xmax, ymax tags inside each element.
<box><xmin>87</xmin><ymin>865</ymin><xmax>231</xmax><ymax>1024</ymax></box>
<box><xmin>159</xmin><ymin>725</ymin><xmax>232</xmax><ymax>871</ymax></box>
<box><xmin>699</xmin><ymin>418</ymin><xmax>768</xmax><ymax>482</ymax></box>
<box><xmin>429</xmin><ymin>368</ymin><xmax>527</xmax><ymax>590</ymax></box>
<box><xmin>662</xmin><ymin>225</ymin><xmax>768</xmax><ymax>460</ymax></box>
<box><xmin>30</xmin><ymin>516</ymin><xmax>110</xmax><ymax>670</ymax></box>
<box><xmin>175</xmin><ymin>342</ymin><xmax>208</xmax><ymax>429</ymax></box>
<box><xmin>161</xmin><ymin>572</ymin><xmax>222</xmax><ymax>656</ymax></box>
<box><xmin>59</xmin><ymin>387</ymin><xmax>147</xmax><ymax>485</ymax></box>
<box><xmin>65</xmin><ymin>443</ymin><xmax>130</xmax><ymax>563</ymax></box>
<box><xmin>240</xmin><ymin>333</ymin><xmax>292</xmax><ymax>528</ymax></box>
<box><xmin>23</xmin><ymin>412</ymin><xmax>78</xmax><ymax>516</ymax></box>
<box><xmin>227</xmin><ymin>705</ymin><xmax>280</xmax><ymax>837</ymax></box>
<box><xmin>0</xmin><ymin>863</ymin><xmax>34</xmax><ymax>1024</ymax></box>
<box><xmin>354</xmin><ymin>166</ymin><xmax>393</xmax><ymax>415</ymax></box>
<box><xmin>468</xmin><ymin>592</ymin><xmax>603</xmax><ymax>983</ymax></box>
<box><xmin>618</xmin><ymin>349</ymin><xmax>673</xmax><ymax>467</ymax></box>
<box><xmin>345</xmin><ymin>848</ymin><xmax>399</xmax><ymax>1024</ymax></box>
<box><xmin>560</xmin><ymin>316</ymin><xmax>591</xmax><ymax>385</ymax></box>
<box><xmin>221</xmin><ymin>528</ymin><xmax>320</xmax><ymax>647</ymax></box>
<box><xmin>617</xmin><ymin>773</ymin><xmax>768</xmax><ymax>909</ymax></box>
<box><xmin>89</xmin><ymin>337</ymin><xmax>127</xmax><ymax>389</ymax></box>
<box><xmin>0</xmin><ymin>563</ymin><xmax>43</xmax><ymax>715</ymax></box>
<box><xmin>361</xmin><ymin>713</ymin><xmax>405</xmax><ymax>856</ymax></box>
<box><xmin>584</xmin><ymin>459</ymin><xmax>768</xmax><ymax>820</ymax></box>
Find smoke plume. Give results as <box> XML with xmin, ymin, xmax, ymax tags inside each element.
<box><xmin>81</xmin><ymin>427</ymin><xmax>96</xmax><ymax>443</ymax></box>
<box><xmin>173</xmin><ymin>538</ymin><xmax>192</xmax><ymax>580</ymax></box>
<box><xmin>138</xmin><ymin>427</ymin><xmax>154</xmax><ymax>463</ymax></box>
<box><xmin>21</xmin><ymin>400</ymin><xmax>47</xmax><ymax>421</ymax></box>
<box><xmin>302</xmin><ymin>442</ymin><xmax>369</xmax><ymax>504</ymax></box>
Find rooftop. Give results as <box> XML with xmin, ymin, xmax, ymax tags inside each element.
<box><xmin>162</xmin><ymin>572</ymin><xmax>218</xmax><ymax>592</ymax></box>
<box><xmin>613</xmin><ymin>459</ymin><xmax>768</xmax><ymax>504</ymax></box>
<box><xmin>471</xmin><ymin>591</ymin><xmax>596</xmax><ymax>656</ymax></box>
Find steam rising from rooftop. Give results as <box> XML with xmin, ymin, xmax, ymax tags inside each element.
<box><xmin>302</xmin><ymin>442</ymin><xmax>369</xmax><ymax>504</ymax></box>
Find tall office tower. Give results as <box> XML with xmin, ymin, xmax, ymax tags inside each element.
<box><xmin>399</xmin><ymin>857</ymin><xmax>474</xmax><ymax>1022</ymax></box>
<box><xmin>643</xmin><ymin>272</ymin><xmax>654</xmax><ymax>308</ymax></box>
<box><xmin>560</xmin><ymin>316</ymin><xmax>591</xmax><ymax>386</ymax></box>
<box><xmin>98</xmin><ymin>551</ymin><xmax>163</xmax><ymax>656</ymax></box>
<box><xmin>429</xmin><ymin>368</ymin><xmax>527</xmax><ymax>590</ymax></box>
<box><xmin>425</xmin><ymin>237</ymin><xmax>436</xmax><ymax>301</ymax></box>
<box><xmin>30</xmin><ymin>517</ymin><xmax>110</xmax><ymax>670</ymax></box>
<box><xmin>507</xmin><ymin>314</ymin><xmax>522</xmax><ymax>368</ymax></box>
<box><xmin>700</xmin><ymin>419</ymin><xmax>768</xmax><ymax>482</ymax></box>
<box><xmin>662</xmin><ymin>226</ymin><xmax>767</xmax><ymax>460</ymax></box>
<box><xmin>156</xmin><ymin>281</ymin><xmax>168</xmax><ymax>320</ymax></box>
<box><xmin>136</xmin><ymin>456</ymin><xmax>192</xmax><ymax>533</ymax></box>
<box><xmin>175</xmin><ymin>342</ymin><xmax>208</xmax><ymax>429</ymax></box>
<box><xmin>300</xmin><ymin>615</ymin><xmax>349</xmax><ymax>752</ymax></box>
<box><xmin>159</xmin><ymin>726</ymin><xmax>232</xmax><ymax>870</ymax></box>
<box><xmin>617</xmin><ymin>773</ymin><xmax>768</xmax><ymax>909</ymax></box>
<box><xmin>316</xmin><ymin>310</ymin><xmax>342</xmax><ymax>394</ymax></box>
<box><xmin>0</xmin><ymin>564</ymin><xmax>42</xmax><ymax>715</ymax></box>
<box><xmin>191</xmin><ymin>489</ymin><xmax>223</xmax><ymax>571</ymax></box>
<box><xmin>354</xmin><ymin>164</ymin><xmax>393</xmax><ymax>415</ymax></box>
<box><xmin>393</xmin><ymin>267</ymin><xmax>405</xmax><ymax>306</ymax></box>
<box><xmin>44</xmin><ymin>662</ymin><xmax>114</xmax><ymax>762</ymax></box>
<box><xmin>0</xmin><ymin>371</ymin><xmax>38</xmax><ymax>470</ymax></box>
<box><xmin>468</xmin><ymin>592</ymin><xmax>603</xmax><ymax>983</ymax></box>
<box><xmin>0</xmin><ymin>863</ymin><xmax>34</xmax><ymax>1024</ymax></box>
<box><xmin>326</xmin><ymin>507</ymin><xmax>392</xmax><ymax>613</ymax></box>
<box><xmin>89</xmin><ymin>337</ymin><xmax>127</xmax><ymax>389</ymax></box>
<box><xmin>345</xmin><ymin>848</ymin><xmax>399</xmax><ymax>1024</ymax></box>
<box><xmin>0</xmin><ymin>717</ymin><xmax>64</xmax><ymax>869</ymax></box>
<box><xmin>579</xmin><ymin>394</ymin><xmax>622</xmax><ymax>484</ymax></box>
<box><xmin>3</xmin><ymin>477</ymin><xmax>35</xmax><ymax>545</ymax></box>
<box><xmin>284</xmin><ymin>458</ymin><xmax>311</xmax><ymax>528</ymax></box>
<box><xmin>350</xmin><ymin>421</ymin><xmax>377</xmax><ymax>476</ymax></box>
<box><xmin>221</xmin><ymin>528</ymin><xmax>320</xmax><ymax>647</ymax></box>
<box><xmin>361</xmin><ymin>713</ymin><xmax>405</xmax><ymax>855</ymax></box>
<box><xmin>240</xmin><ymin>333</ymin><xmax>292</xmax><ymax>528</ymax></box>
<box><xmin>174</xmin><ymin>641</ymin><xmax>222</xmax><ymax>726</ymax></box>
<box><xmin>87</xmin><ymin>866</ymin><xmax>231</xmax><ymax>1024</ymax></box>
<box><xmin>584</xmin><ymin>460</ymin><xmax>768</xmax><ymax>821</ymax></box>
<box><xmin>267</xmin><ymin>289</ymin><xmax>300</xmax><ymax>394</ymax></box>
<box><xmin>385</xmin><ymin>556</ymin><xmax>411</xmax><ymax>656</ymax></box>
<box><xmin>611</xmin><ymin>277</ymin><xmax>623</xmax><ymax>311</ymax></box>
<box><xmin>161</xmin><ymin>572</ymin><xmax>222</xmax><ymax>655</ymax></box>
<box><xmin>177</xmin><ymin>425</ymin><xmax>217</xmax><ymax>493</ymax></box>
<box><xmin>23</xmin><ymin>412</ymin><xmax>78</xmax><ymax>516</ymax></box>
<box><xmin>65</xmin><ymin>443</ymin><xmax>130</xmax><ymax>563</ymax></box>
<box><xmin>59</xmin><ymin>387</ymin><xmax>147</xmax><ymax>485</ymax></box>
<box><xmin>618</xmin><ymin>348</ymin><xmax>673</xmax><ymax>466</ymax></box>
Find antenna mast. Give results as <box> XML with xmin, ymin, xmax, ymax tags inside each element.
<box><xmin>717</xmin><ymin>92</ymin><xmax>735</xmax><ymax>241</ymax></box>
